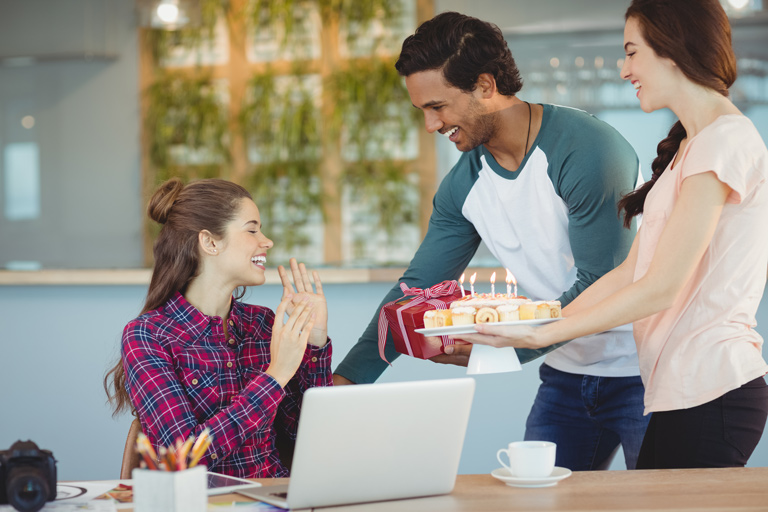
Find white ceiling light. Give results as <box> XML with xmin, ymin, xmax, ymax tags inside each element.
<box><xmin>142</xmin><ymin>0</ymin><xmax>193</xmax><ymax>30</ymax></box>
<box><xmin>156</xmin><ymin>1</ymin><xmax>180</xmax><ymax>24</ymax></box>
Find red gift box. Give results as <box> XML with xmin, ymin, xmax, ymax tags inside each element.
<box><xmin>378</xmin><ymin>280</ymin><xmax>464</xmax><ymax>362</ymax></box>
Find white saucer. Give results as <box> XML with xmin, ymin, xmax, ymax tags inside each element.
<box><xmin>491</xmin><ymin>466</ymin><xmax>572</xmax><ymax>488</ymax></box>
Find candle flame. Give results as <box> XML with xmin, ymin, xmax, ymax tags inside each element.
<box><xmin>459</xmin><ymin>272</ymin><xmax>465</xmax><ymax>284</ymax></box>
<box><xmin>506</xmin><ymin>268</ymin><xmax>517</xmax><ymax>285</ymax></box>
<box><xmin>469</xmin><ymin>272</ymin><xmax>477</xmax><ymax>285</ymax></box>
<box><xmin>490</xmin><ymin>271</ymin><xmax>496</xmax><ymax>284</ymax></box>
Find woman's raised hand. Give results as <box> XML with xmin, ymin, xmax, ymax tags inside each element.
<box><xmin>278</xmin><ymin>258</ymin><xmax>328</xmax><ymax>347</ymax></box>
<box><xmin>265</xmin><ymin>295</ymin><xmax>316</xmax><ymax>387</ymax></box>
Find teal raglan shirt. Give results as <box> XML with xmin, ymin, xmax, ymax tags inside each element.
<box><xmin>336</xmin><ymin>104</ymin><xmax>640</xmax><ymax>384</ymax></box>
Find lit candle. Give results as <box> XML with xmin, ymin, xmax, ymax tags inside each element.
<box><xmin>505</xmin><ymin>269</ymin><xmax>512</xmax><ymax>297</ymax></box>
<box><xmin>512</xmin><ymin>272</ymin><xmax>518</xmax><ymax>296</ymax></box>
<box><xmin>470</xmin><ymin>272</ymin><xmax>477</xmax><ymax>296</ymax></box>
<box><xmin>490</xmin><ymin>272</ymin><xmax>496</xmax><ymax>296</ymax></box>
<box><xmin>459</xmin><ymin>273</ymin><xmax>465</xmax><ymax>298</ymax></box>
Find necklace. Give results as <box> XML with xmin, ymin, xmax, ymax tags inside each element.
<box><xmin>524</xmin><ymin>101</ymin><xmax>531</xmax><ymax>156</ymax></box>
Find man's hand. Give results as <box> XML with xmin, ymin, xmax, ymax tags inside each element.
<box><xmin>332</xmin><ymin>374</ymin><xmax>355</xmax><ymax>386</ymax></box>
<box><xmin>429</xmin><ymin>341</ymin><xmax>472</xmax><ymax>367</ymax></box>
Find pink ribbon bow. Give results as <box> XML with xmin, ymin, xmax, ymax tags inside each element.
<box><xmin>378</xmin><ymin>280</ymin><xmax>459</xmax><ymax>364</ymax></box>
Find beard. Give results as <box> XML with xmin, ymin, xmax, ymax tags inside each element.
<box><xmin>458</xmin><ymin>97</ymin><xmax>500</xmax><ymax>152</ymax></box>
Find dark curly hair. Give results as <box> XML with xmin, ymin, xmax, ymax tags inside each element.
<box><xmin>395</xmin><ymin>11</ymin><xmax>523</xmax><ymax>96</ymax></box>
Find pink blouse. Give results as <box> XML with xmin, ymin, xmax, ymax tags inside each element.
<box><xmin>633</xmin><ymin>115</ymin><xmax>768</xmax><ymax>414</ymax></box>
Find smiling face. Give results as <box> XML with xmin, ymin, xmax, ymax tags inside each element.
<box><xmin>620</xmin><ymin>17</ymin><xmax>681</xmax><ymax>113</ymax></box>
<box><xmin>405</xmin><ymin>69</ymin><xmax>499</xmax><ymax>152</ymax></box>
<box><xmin>214</xmin><ymin>197</ymin><xmax>273</xmax><ymax>287</ymax></box>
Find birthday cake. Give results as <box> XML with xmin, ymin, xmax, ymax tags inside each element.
<box><xmin>422</xmin><ymin>293</ymin><xmax>561</xmax><ymax>328</ymax></box>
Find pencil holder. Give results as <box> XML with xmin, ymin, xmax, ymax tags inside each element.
<box><xmin>132</xmin><ymin>465</ymin><xmax>207</xmax><ymax>512</ymax></box>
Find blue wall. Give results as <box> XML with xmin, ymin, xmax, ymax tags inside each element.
<box><xmin>1</xmin><ymin>282</ymin><xmax>767</xmax><ymax>480</ymax></box>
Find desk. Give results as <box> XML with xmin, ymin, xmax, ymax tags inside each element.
<box><xmin>148</xmin><ymin>467</ymin><xmax>768</xmax><ymax>511</ymax></box>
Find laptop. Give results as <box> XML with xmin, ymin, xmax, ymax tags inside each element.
<box><xmin>238</xmin><ymin>378</ymin><xmax>475</xmax><ymax>510</ymax></box>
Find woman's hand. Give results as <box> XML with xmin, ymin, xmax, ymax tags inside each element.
<box><xmin>265</xmin><ymin>296</ymin><xmax>316</xmax><ymax>388</ymax></box>
<box><xmin>278</xmin><ymin>258</ymin><xmax>328</xmax><ymax>348</ymax></box>
<box><xmin>456</xmin><ymin>323</ymin><xmax>545</xmax><ymax>349</ymax></box>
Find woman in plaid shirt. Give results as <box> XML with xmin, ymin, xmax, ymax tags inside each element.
<box><xmin>105</xmin><ymin>178</ymin><xmax>332</xmax><ymax>477</ymax></box>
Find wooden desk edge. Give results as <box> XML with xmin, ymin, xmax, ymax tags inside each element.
<box><xmin>125</xmin><ymin>469</ymin><xmax>768</xmax><ymax>512</ymax></box>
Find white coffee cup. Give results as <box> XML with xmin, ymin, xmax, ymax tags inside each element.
<box><xmin>496</xmin><ymin>441</ymin><xmax>556</xmax><ymax>478</ymax></box>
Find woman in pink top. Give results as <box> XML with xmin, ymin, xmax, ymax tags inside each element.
<box><xmin>457</xmin><ymin>0</ymin><xmax>768</xmax><ymax>469</ymax></box>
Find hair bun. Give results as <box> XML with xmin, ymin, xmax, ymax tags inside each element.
<box><xmin>148</xmin><ymin>178</ymin><xmax>185</xmax><ymax>224</ymax></box>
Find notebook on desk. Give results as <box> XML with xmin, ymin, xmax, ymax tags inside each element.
<box><xmin>238</xmin><ymin>377</ymin><xmax>476</xmax><ymax>510</ymax></box>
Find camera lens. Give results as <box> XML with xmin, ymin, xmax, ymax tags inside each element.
<box><xmin>6</xmin><ymin>467</ymin><xmax>49</xmax><ymax>512</ymax></box>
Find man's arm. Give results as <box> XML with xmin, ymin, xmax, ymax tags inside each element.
<box><xmin>556</xmin><ymin>131</ymin><xmax>639</xmax><ymax>307</ymax></box>
<box><xmin>334</xmin><ymin>177</ymin><xmax>482</xmax><ymax>384</ymax></box>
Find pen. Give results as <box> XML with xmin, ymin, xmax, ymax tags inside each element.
<box><xmin>136</xmin><ymin>445</ymin><xmax>158</xmax><ymax>470</ymax></box>
<box><xmin>137</xmin><ymin>430</ymin><xmax>213</xmax><ymax>471</ymax></box>
<box><xmin>176</xmin><ymin>436</ymin><xmax>194</xmax><ymax>470</ymax></box>
<box><xmin>135</xmin><ymin>434</ymin><xmax>159</xmax><ymax>470</ymax></box>
<box><xmin>137</xmin><ymin>433</ymin><xmax>158</xmax><ymax>462</ymax></box>
<box><xmin>164</xmin><ymin>445</ymin><xmax>177</xmax><ymax>471</ymax></box>
<box><xmin>191</xmin><ymin>428</ymin><xmax>210</xmax><ymax>455</ymax></box>
<box><xmin>138</xmin><ymin>451</ymin><xmax>158</xmax><ymax>470</ymax></box>
<box><xmin>188</xmin><ymin>435</ymin><xmax>213</xmax><ymax>468</ymax></box>
<box><xmin>158</xmin><ymin>447</ymin><xmax>169</xmax><ymax>471</ymax></box>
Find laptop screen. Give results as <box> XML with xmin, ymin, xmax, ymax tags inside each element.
<box><xmin>281</xmin><ymin>378</ymin><xmax>476</xmax><ymax>509</ymax></box>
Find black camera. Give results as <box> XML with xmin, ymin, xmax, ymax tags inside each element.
<box><xmin>0</xmin><ymin>440</ymin><xmax>57</xmax><ymax>512</ymax></box>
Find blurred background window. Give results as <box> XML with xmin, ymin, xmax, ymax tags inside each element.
<box><xmin>0</xmin><ymin>0</ymin><xmax>766</xmax><ymax>270</ymax></box>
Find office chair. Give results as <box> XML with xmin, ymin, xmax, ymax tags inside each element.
<box><xmin>120</xmin><ymin>418</ymin><xmax>142</xmax><ymax>479</ymax></box>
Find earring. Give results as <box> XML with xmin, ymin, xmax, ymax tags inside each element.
<box><xmin>213</xmin><ymin>249</ymin><xmax>217</xmax><ymax>253</ymax></box>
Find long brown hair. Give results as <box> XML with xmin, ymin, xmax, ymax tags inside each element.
<box><xmin>618</xmin><ymin>0</ymin><xmax>737</xmax><ymax>227</ymax></box>
<box><xmin>104</xmin><ymin>178</ymin><xmax>253</xmax><ymax>416</ymax></box>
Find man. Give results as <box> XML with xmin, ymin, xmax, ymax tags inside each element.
<box><xmin>333</xmin><ymin>11</ymin><xmax>648</xmax><ymax>471</ymax></box>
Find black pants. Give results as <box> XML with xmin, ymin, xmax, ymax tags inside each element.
<box><xmin>636</xmin><ymin>376</ymin><xmax>768</xmax><ymax>469</ymax></box>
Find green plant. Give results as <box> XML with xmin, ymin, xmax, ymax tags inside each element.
<box><xmin>328</xmin><ymin>58</ymin><xmax>421</xmax><ymax>235</ymax></box>
<box><xmin>239</xmin><ymin>70</ymin><xmax>323</xmax><ymax>250</ymax></box>
<box><xmin>328</xmin><ymin>58</ymin><xmax>417</xmax><ymax>154</ymax></box>
<box><xmin>143</xmin><ymin>0</ymin><xmax>425</xmax><ymax>260</ymax></box>
<box><xmin>146</xmin><ymin>0</ymin><xmax>225</xmax><ymax>63</ymax></box>
<box><xmin>324</xmin><ymin>0</ymin><xmax>401</xmax><ymax>25</ymax></box>
<box><xmin>343</xmin><ymin>160</ymin><xmax>418</xmax><ymax>237</ymax></box>
<box><xmin>240</xmin><ymin>71</ymin><xmax>323</xmax><ymax>162</ymax></box>
<box><xmin>144</xmin><ymin>71</ymin><xmax>230</xmax><ymax>185</ymax></box>
<box><xmin>250</xmin><ymin>0</ymin><xmax>402</xmax><ymax>45</ymax></box>
<box><xmin>246</xmin><ymin>161</ymin><xmax>321</xmax><ymax>250</ymax></box>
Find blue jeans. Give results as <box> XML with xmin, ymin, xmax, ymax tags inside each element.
<box><xmin>525</xmin><ymin>363</ymin><xmax>649</xmax><ymax>470</ymax></box>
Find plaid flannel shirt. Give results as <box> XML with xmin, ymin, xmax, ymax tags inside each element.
<box><xmin>122</xmin><ymin>291</ymin><xmax>332</xmax><ymax>477</ymax></box>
